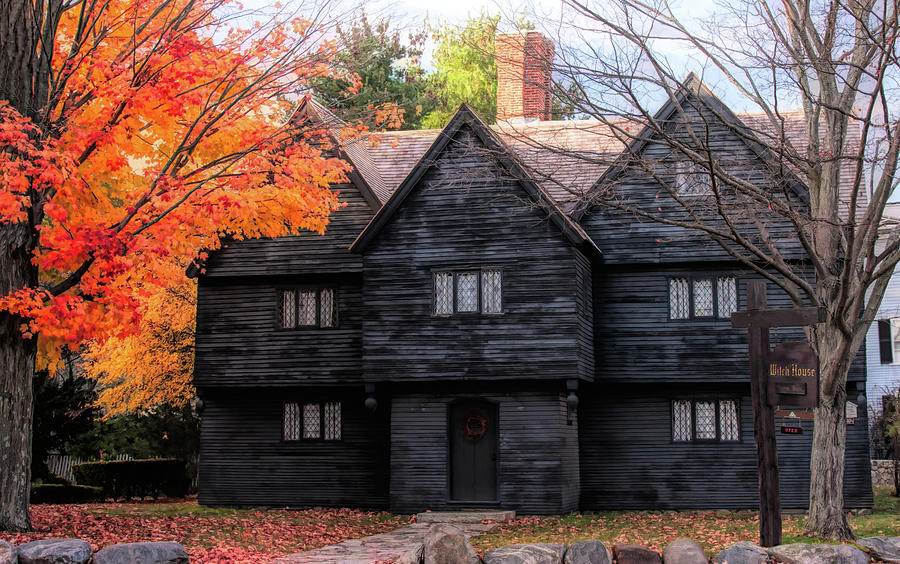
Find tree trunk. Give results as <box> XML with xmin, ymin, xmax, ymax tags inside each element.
<box><xmin>0</xmin><ymin>223</ymin><xmax>36</xmax><ymax>532</ymax></box>
<box><xmin>804</xmin><ymin>327</ymin><xmax>854</xmax><ymax>540</ymax></box>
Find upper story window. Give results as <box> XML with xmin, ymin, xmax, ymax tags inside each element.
<box><xmin>675</xmin><ymin>160</ymin><xmax>714</xmax><ymax>196</ymax></box>
<box><xmin>280</xmin><ymin>288</ymin><xmax>336</xmax><ymax>328</ymax></box>
<box><xmin>283</xmin><ymin>401</ymin><xmax>341</xmax><ymax>441</ymax></box>
<box><xmin>434</xmin><ymin>269</ymin><xmax>502</xmax><ymax>316</ymax></box>
<box><xmin>669</xmin><ymin>277</ymin><xmax>737</xmax><ymax>320</ymax></box>
<box><xmin>878</xmin><ymin>319</ymin><xmax>900</xmax><ymax>364</ymax></box>
<box><xmin>672</xmin><ymin>398</ymin><xmax>740</xmax><ymax>443</ymax></box>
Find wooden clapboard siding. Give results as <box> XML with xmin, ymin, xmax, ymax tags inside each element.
<box><xmin>593</xmin><ymin>265</ymin><xmax>866</xmax><ymax>383</ymax></box>
<box><xmin>194</xmin><ymin>274</ymin><xmax>363</xmax><ymax>387</ymax></box>
<box><xmin>361</xmin><ymin>124</ymin><xmax>590</xmax><ymax>383</ymax></box>
<box><xmin>389</xmin><ymin>383</ymin><xmax>579</xmax><ymax>515</ymax></box>
<box><xmin>578</xmin><ymin>383</ymin><xmax>873</xmax><ymax>510</ymax></box>
<box><xmin>580</xmin><ymin>104</ymin><xmax>806</xmax><ymax>265</ymax></box>
<box><xmin>202</xmin><ymin>181</ymin><xmax>375</xmax><ymax>277</ymax></box>
<box><xmin>198</xmin><ymin>387</ymin><xmax>389</xmax><ymax>508</ymax></box>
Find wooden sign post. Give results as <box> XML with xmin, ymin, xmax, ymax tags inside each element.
<box><xmin>731</xmin><ymin>281</ymin><xmax>825</xmax><ymax>547</ymax></box>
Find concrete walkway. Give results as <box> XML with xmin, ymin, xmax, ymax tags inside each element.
<box><xmin>276</xmin><ymin>522</ymin><xmax>497</xmax><ymax>563</ymax></box>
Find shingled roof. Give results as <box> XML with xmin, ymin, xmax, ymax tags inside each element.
<box><xmin>296</xmin><ymin>97</ymin><xmax>391</xmax><ymax>207</ymax></box>
<box><xmin>350</xmin><ymin>104</ymin><xmax>601</xmax><ymax>254</ymax></box>
<box><xmin>359</xmin><ymin>75</ymin><xmax>863</xmax><ymax>216</ymax></box>
<box><xmin>367</xmin><ymin>118</ymin><xmax>625</xmax><ymax>209</ymax></box>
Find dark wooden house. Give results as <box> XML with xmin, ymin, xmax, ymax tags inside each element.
<box><xmin>191</xmin><ymin>32</ymin><xmax>873</xmax><ymax>513</ymax></box>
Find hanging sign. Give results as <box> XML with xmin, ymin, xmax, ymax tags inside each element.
<box><xmin>767</xmin><ymin>341</ymin><xmax>818</xmax><ymax>409</ymax></box>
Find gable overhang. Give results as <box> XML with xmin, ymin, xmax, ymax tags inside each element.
<box><xmin>572</xmin><ymin>73</ymin><xmax>810</xmax><ymax>223</ymax></box>
<box><xmin>349</xmin><ymin>103</ymin><xmax>601</xmax><ymax>257</ymax></box>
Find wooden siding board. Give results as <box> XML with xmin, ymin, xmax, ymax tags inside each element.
<box><xmin>388</xmin><ymin>383</ymin><xmax>578</xmax><ymax>515</ymax></box>
<box><xmin>578</xmin><ymin>383</ymin><xmax>873</xmax><ymax>510</ymax></box>
<box><xmin>198</xmin><ymin>387</ymin><xmax>389</xmax><ymax>508</ymax></box>
<box><xmin>593</xmin><ymin>265</ymin><xmax>866</xmax><ymax>383</ymax></box>
<box><xmin>202</xmin><ymin>182</ymin><xmax>374</xmax><ymax>277</ymax></box>
<box><xmin>580</xmin><ymin>104</ymin><xmax>807</xmax><ymax>265</ymax></box>
<box><xmin>361</xmin><ymin>124</ymin><xmax>587</xmax><ymax>383</ymax></box>
<box><xmin>194</xmin><ymin>275</ymin><xmax>363</xmax><ymax>387</ymax></box>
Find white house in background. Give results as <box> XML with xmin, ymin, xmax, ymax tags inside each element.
<box><xmin>866</xmin><ymin>202</ymin><xmax>900</xmax><ymax>417</ymax></box>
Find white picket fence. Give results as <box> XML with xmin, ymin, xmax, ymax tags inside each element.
<box><xmin>46</xmin><ymin>453</ymin><xmax>133</xmax><ymax>482</ymax></box>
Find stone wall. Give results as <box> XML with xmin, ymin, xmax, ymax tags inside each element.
<box><xmin>872</xmin><ymin>459</ymin><xmax>897</xmax><ymax>486</ymax></box>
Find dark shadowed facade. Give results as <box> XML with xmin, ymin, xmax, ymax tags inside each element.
<box><xmin>191</xmin><ymin>33</ymin><xmax>873</xmax><ymax>513</ymax></box>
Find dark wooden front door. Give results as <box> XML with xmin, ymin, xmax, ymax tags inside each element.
<box><xmin>450</xmin><ymin>400</ymin><xmax>497</xmax><ymax>502</ymax></box>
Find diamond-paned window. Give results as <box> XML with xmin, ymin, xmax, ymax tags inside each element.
<box><xmin>696</xmin><ymin>401</ymin><xmax>717</xmax><ymax>440</ymax></box>
<box><xmin>693</xmin><ymin>279</ymin><xmax>714</xmax><ymax>317</ymax></box>
<box><xmin>673</xmin><ymin>399</ymin><xmax>740</xmax><ymax>443</ymax></box>
<box><xmin>675</xmin><ymin>161</ymin><xmax>713</xmax><ymax>196</ymax></box>
<box><xmin>456</xmin><ymin>273</ymin><xmax>479</xmax><ymax>312</ymax></box>
<box><xmin>717</xmin><ymin>277</ymin><xmax>737</xmax><ymax>318</ymax></box>
<box><xmin>673</xmin><ymin>400</ymin><xmax>693</xmax><ymax>442</ymax></box>
<box><xmin>669</xmin><ymin>278</ymin><xmax>690</xmax><ymax>319</ymax></box>
<box><xmin>281</xmin><ymin>290</ymin><xmax>297</xmax><ymax>329</ymax></box>
<box><xmin>434</xmin><ymin>272</ymin><xmax>453</xmax><ymax>315</ymax></box>
<box><xmin>481</xmin><ymin>270</ymin><xmax>502</xmax><ymax>313</ymax></box>
<box><xmin>299</xmin><ymin>291</ymin><xmax>317</xmax><ymax>326</ymax></box>
<box><xmin>320</xmin><ymin>289</ymin><xmax>335</xmax><ymax>327</ymax></box>
<box><xmin>302</xmin><ymin>403</ymin><xmax>321</xmax><ymax>439</ymax></box>
<box><xmin>720</xmin><ymin>400</ymin><xmax>740</xmax><ymax>441</ymax></box>
<box><xmin>324</xmin><ymin>402</ymin><xmax>341</xmax><ymax>440</ymax></box>
<box><xmin>283</xmin><ymin>402</ymin><xmax>300</xmax><ymax>441</ymax></box>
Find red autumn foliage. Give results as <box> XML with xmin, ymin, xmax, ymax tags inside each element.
<box><xmin>2</xmin><ymin>501</ymin><xmax>410</xmax><ymax>563</ymax></box>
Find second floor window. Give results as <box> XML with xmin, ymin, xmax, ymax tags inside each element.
<box><xmin>434</xmin><ymin>269</ymin><xmax>502</xmax><ymax>315</ymax></box>
<box><xmin>280</xmin><ymin>288</ymin><xmax>336</xmax><ymax>328</ymax></box>
<box><xmin>669</xmin><ymin>277</ymin><xmax>737</xmax><ymax>320</ymax></box>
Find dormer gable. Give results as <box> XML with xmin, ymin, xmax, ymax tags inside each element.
<box><xmin>349</xmin><ymin>103</ymin><xmax>600</xmax><ymax>257</ymax></box>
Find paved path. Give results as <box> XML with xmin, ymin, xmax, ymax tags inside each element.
<box><xmin>276</xmin><ymin>522</ymin><xmax>496</xmax><ymax>563</ymax></box>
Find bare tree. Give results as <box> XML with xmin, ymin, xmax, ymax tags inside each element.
<box><xmin>503</xmin><ymin>0</ymin><xmax>900</xmax><ymax>541</ymax></box>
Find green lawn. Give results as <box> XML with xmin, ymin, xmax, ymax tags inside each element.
<box><xmin>471</xmin><ymin>487</ymin><xmax>900</xmax><ymax>556</ymax></box>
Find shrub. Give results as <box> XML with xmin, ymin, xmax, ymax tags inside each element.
<box><xmin>73</xmin><ymin>458</ymin><xmax>189</xmax><ymax>501</ymax></box>
<box><xmin>31</xmin><ymin>483</ymin><xmax>104</xmax><ymax>504</ymax></box>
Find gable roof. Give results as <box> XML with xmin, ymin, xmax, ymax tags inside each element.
<box><xmin>366</xmin><ymin>119</ymin><xmax>624</xmax><ymax>210</ymax></box>
<box><xmin>570</xmin><ymin>73</ymin><xmax>818</xmax><ymax>222</ymax></box>
<box><xmin>349</xmin><ymin>104</ymin><xmax>601</xmax><ymax>255</ymax></box>
<box><xmin>295</xmin><ymin>97</ymin><xmax>390</xmax><ymax>209</ymax></box>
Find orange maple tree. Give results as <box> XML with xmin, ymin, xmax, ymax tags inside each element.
<box><xmin>0</xmin><ymin>0</ymin><xmax>356</xmax><ymax>530</ymax></box>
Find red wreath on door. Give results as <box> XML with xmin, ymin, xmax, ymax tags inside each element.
<box><xmin>465</xmin><ymin>411</ymin><xmax>488</xmax><ymax>440</ymax></box>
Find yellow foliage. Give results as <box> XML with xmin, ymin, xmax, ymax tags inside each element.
<box><xmin>83</xmin><ymin>280</ymin><xmax>196</xmax><ymax>417</ymax></box>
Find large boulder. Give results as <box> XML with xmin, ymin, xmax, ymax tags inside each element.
<box><xmin>92</xmin><ymin>542</ymin><xmax>189</xmax><ymax>564</ymax></box>
<box><xmin>564</xmin><ymin>540</ymin><xmax>612</xmax><ymax>564</ymax></box>
<box><xmin>858</xmin><ymin>536</ymin><xmax>900</xmax><ymax>563</ymax></box>
<box><xmin>483</xmin><ymin>543</ymin><xmax>566</xmax><ymax>564</ymax></box>
<box><xmin>767</xmin><ymin>543</ymin><xmax>867</xmax><ymax>564</ymax></box>
<box><xmin>423</xmin><ymin>524</ymin><xmax>479</xmax><ymax>564</ymax></box>
<box><xmin>662</xmin><ymin>539</ymin><xmax>706</xmax><ymax>564</ymax></box>
<box><xmin>712</xmin><ymin>541</ymin><xmax>768</xmax><ymax>564</ymax></box>
<box><xmin>0</xmin><ymin>540</ymin><xmax>16</xmax><ymax>564</ymax></box>
<box><xmin>613</xmin><ymin>543</ymin><xmax>662</xmax><ymax>564</ymax></box>
<box><xmin>396</xmin><ymin>543</ymin><xmax>424</xmax><ymax>564</ymax></box>
<box><xmin>16</xmin><ymin>539</ymin><xmax>91</xmax><ymax>564</ymax></box>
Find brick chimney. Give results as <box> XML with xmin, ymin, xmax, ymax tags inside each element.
<box><xmin>496</xmin><ymin>32</ymin><xmax>554</xmax><ymax>122</ymax></box>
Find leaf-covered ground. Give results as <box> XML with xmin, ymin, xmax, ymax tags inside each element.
<box><xmin>5</xmin><ymin>489</ymin><xmax>900</xmax><ymax>562</ymax></box>
<box><xmin>471</xmin><ymin>487</ymin><xmax>900</xmax><ymax>556</ymax></box>
<box><xmin>2</xmin><ymin>498</ymin><xmax>409</xmax><ymax>563</ymax></box>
